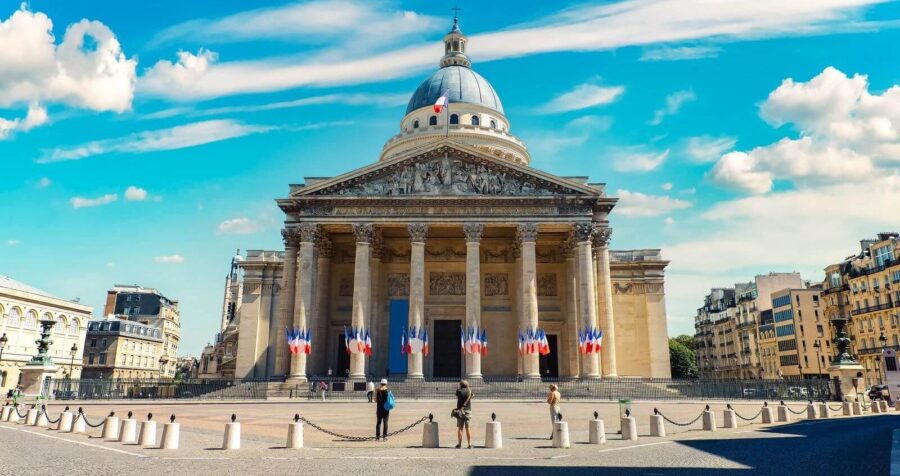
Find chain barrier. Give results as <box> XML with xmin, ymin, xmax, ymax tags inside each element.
<box><xmin>828</xmin><ymin>404</ymin><xmax>844</xmax><ymax>412</ymax></box>
<box><xmin>861</xmin><ymin>403</ymin><xmax>871</xmax><ymax>411</ymax></box>
<box><xmin>786</xmin><ymin>406</ymin><xmax>808</xmax><ymax>415</ymax></box>
<box><xmin>77</xmin><ymin>409</ymin><xmax>107</xmax><ymax>428</ymax></box>
<box><xmin>14</xmin><ymin>405</ymin><xmax>28</xmax><ymax>418</ymax></box>
<box><xmin>297</xmin><ymin>415</ymin><xmax>429</xmax><ymax>441</ymax></box>
<box><xmin>729</xmin><ymin>404</ymin><xmax>763</xmax><ymax>422</ymax></box>
<box><xmin>655</xmin><ymin>407</ymin><xmax>705</xmax><ymax>427</ymax></box>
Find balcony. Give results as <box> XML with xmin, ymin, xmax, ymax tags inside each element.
<box><xmin>851</xmin><ymin>301</ymin><xmax>897</xmax><ymax>316</ymax></box>
<box><xmin>858</xmin><ymin>344</ymin><xmax>900</xmax><ymax>355</ymax></box>
<box><xmin>850</xmin><ymin>259</ymin><xmax>899</xmax><ymax>278</ymax></box>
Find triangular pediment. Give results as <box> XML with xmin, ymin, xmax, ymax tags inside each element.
<box><xmin>291</xmin><ymin>141</ymin><xmax>602</xmax><ymax>198</ymax></box>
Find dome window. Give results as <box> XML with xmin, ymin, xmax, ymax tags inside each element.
<box><xmin>450</xmin><ymin>114</ymin><xmax>459</xmax><ymax>125</ymax></box>
<box><xmin>413</xmin><ymin>120</ymin><xmax>420</xmax><ymax>129</ymax></box>
<box><xmin>429</xmin><ymin>115</ymin><xmax>437</xmax><ymax>126</ymax></box>
<box><xmin>490</xmin><ymin>119</ymin><xmax>497</xmax><ymax>129</ymax></box>
<box><xmin>471</xmin><ymin>115</ymin><xmax>480</xmax><ymax>126</ymax></box>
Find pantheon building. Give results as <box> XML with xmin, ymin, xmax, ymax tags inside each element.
<box><xmin>233</xmin><ymin>19</ymin><xmax>671</xmax><ymax>383</ymax></box>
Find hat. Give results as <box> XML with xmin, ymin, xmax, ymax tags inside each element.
<box><xmin>380</xmin><ymin>378</ymin><xmax>388</xmax><ymax>385</ymax></box>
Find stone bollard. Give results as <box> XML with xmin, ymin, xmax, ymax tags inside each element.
<box><xmin>71</xmin><ymin>410</ymin><xmax>86</xmax><ymax>434</ymax></box>
<box><xmin>161</xmin><ymin>415</ymin><xmax>180</xmax><ymax>450</ymax></box>
<box><xmin>852</xmin><ymin>402</ymin><xmax>862</xmax><ymax>416</ymax></box>
<box><xmin>223</xmin><ymin>414</ymin><xmax>241</xmax><ymax>450</ymax></box>
<box><xmin>57</xmin><ymin>408</ymin><xmax>74</xmax><ymax>432</ymax></box>
<box><xmin>722</xmin><ymin>406</ymin><xmax>737</xmax><ymax>429</ymax></box>
<box><xmin>25</xmin><ymin>408</ymin><xmax>37</xmax><ymax>426</ymax></box>
<box><xmin>552</xmin><ymin>421</ymin><xmax>571</xmax><ymax>448</ymax></box>
<box><xmin>702</xmin><ymin>406</ymin><xmax>717</xmax><ymax>432</ymax></box>
<box><xmin>817</xmin><ymin>403</ymin><xmax>829</xmax><ymax>419</ymax></box>
<box><xmin>649</xmin><ymin>410</ymin><xmax>666</xmax><ymax>437</ymax></box>
<box><xmin>422</xmin><ymin>414</ymin><xmax>439</xmax><ymax>448</ymax></box>
<box><xmin>102</xmin><ymin>413</ymin><xmax>121</xmax><ymax>441</ymax></box>
<box><xmin>485</xmin><ymin>413</ymin><xmax>502</xmax><ymax>449</ymax></box>
<box><xmin>806</xmin><ymin>403</ymin><xmax>816</xmax><ymax>419</ymax></box>
<box><xmin>761</xmin><ymin>403</ymin><xmax>773</xmax><ymax>424</ymax></box>
<box><xmin>8</xmin><ymin>406</ymin><xmax>20</xmax><ymax>423</ymax></box>
<box><xmin>35</xmin><ymin>408</ymin><xmax>49</xmax><ymax>427</ymax></box>
<box><xmin>119</xmin><ymin>412</ymin><xmax>137</xmax><ymax>444</ymax></box>
<box><xmin>843</xmin><ymin>402</ymin><xmax>852</xmax><ymax>416</ymax></box>
<box><xmin>139</xmin><ymin>414</ymin><xmax>157</xmax><ymax>447</ymax></box>
<box><xmin>589</xmin><ymin>413</ymin><xmax>606</xmax><ymax>444</ymax></box>
<box><xmin>895</xmin><ymin>401</ymin><xmax>900</xmax><ymax>412</ymax></box>
<box><xmin>287</xmin><ymin>414</ymin><xmax>304</xmax><ymax>449</ymax></box>
<box><xmin>621</xmin><ymin>410</ymin><xmax>638</xmax><ymax>441</ymax></box>
<box><xmin>872</xmin><ymin>402</ymin><xmax>881</xmax><ymax>414</ymax></box>
<box><xmin>1</xmin><ymin>405</ymin><xmax>10</xmax><ymax>421</ymax></box>
<box><xmin>881</xmin><ymin>401</ymin><xmax>889</xmax><ymax>413</ymax></box>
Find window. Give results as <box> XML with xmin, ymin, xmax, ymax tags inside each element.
<box><xmin>816</xmin><ymin>324</ymin><xmax>824</xmax><ymax>336</ymax></box>
<box><xmin>413</xmin><ymin>120</ymin><xmax>419</xmax><ymax>129</ymax></box>
<box><xmin>23</xmin><ymin>311</ymin><xmax>36</xmax><ymax>329</ymax></box>
<box><xmin>98</xmin><ymin>353</ymin><xmax>107</xmax><ymax>365</ymax></box>
<box><xmin>429</xmin><ymin>115</ymin><xmax>437</xmax><ymax>126</ymax></box>
<box><xmin>68</xmin><ymin>319</ymin><xmax>78</xmax><ymax>334</ymax></box>
<box><xmin>490</xmin><ymin>119</ymin><xmax>497</xmax><ymax>129</ymax></box>
<box><xmin>450</xmin><ymin>114</ymin><xmax>459</xmax><ymax>125</ymax></box>
<box><xmin>773</xmin><ymin>295</ymin><xmax>791</xmax><ymax>308</ymax></box>
<box><xmin>774</xmin><ymin>310</ymin><xmax>793</xmax><ymax>323</ymax></box>
<box><xmin>88</xmin><ymin>353</ymin><xmax>95</xmax><ymax>364</ymax></box>
<box><xmin>874</xmin><ymin>245</ymin><xmax>893</xmax><ymax>266</ymax></box>
<box><xmin>101</xmin><ymin>338</ymin><xmax>107</xmax><ymax>347</ymax></box>
<box><xmin>471</xmin><ymin>115</ymin><xmax>480</xmax><ymax>126</ymax></box>
<box><xmin>90</xmin><ymin>339</ymin><xmax>97</xmax><ymax>347</ymax></box>
<box><xmin>829</xmin><ymin>272</ymin><xmax>842</xmax><ymax>288</ymax></box>
<box><xmin>776</xmin><ymin>324</ymin><xmax>795</xmax><ymax>337</ymax></box>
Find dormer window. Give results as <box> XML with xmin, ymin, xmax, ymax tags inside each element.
<box><xmin>450</xmin><ymin>114</ymin><xmax>459</xmax><ymax>125</ymax></box>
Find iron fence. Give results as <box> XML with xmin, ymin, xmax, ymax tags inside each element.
<box><xmin>41</xmin><ymin>378</ymin><xmax>268</xmax><ymax>400</ymax></box>
<box><xmin>295</xmin><ymin>376</ymin><xmax>836</xmax><ymax>402</ymax></box>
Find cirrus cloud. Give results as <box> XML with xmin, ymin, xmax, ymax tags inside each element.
<box><xmin>70</xmin><ymin>194</ymin><xmax>117</xmax><ymax>209</ymax></box>
<box><xmin>614</xmin><ymin>189</ymin><xmax>691</xmax><ymax>217</ymax></box>
<box><xmin>217</xmin><ymin>217</ymin><xmax>264</xmax><ymax>235</ymax></box>
<box><xmin>154</xmin><ymin>254</ymin><xmax>185</xmax><ymax>264</ymax></box>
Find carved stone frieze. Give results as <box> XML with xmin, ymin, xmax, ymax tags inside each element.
<box><xmin>613</xmin><ymin>281</ymin><xmax>664</xmax><ymax>294</ymax></box>
<box><xmin>352</xmin><ymin>223</ymin><xmax>376</xmax><ymax>243</ymax></box>
<box><xmin>536</xmin><ymin>246</ymin><xmax>560</xmax><ymax>263</ymax></box>
<box><xmin>537</xmin><ymin>273</ymin><xmax>558</xmax><ymax>297</ymax></box>
<box><xmin>425</xmin><ymin>244</ymin><xmax>466</xmax><ymax>261</ymax></box>
<box><xmin>463</xmin><ymin>223</ymin><xmax>484</xmax><ymax>243</ymax></box>
<box><xmin>371</xmin><ymin>228</ymin><xmax>385</xmax><ymax>260</ymax></box>
<box><xmin>429</xmin><ymin>272</ymin><xmax>466</xmax><ymax>295</ymax></box>
<box><xmin>483</xmin><ymin>245</ymin><xmax>512</xmax><ymax>263</ymax></box>
<box><xmin>484</xmin><ymin>273</ymin><xmax>509</xmax><ymax>296</ymax></box>
<box><xmin>387</xmin><ymin>273</ymin><xmax>410</xmax><ymax>297</ymax></box>
<box><xmin>408</xmin><ymin>223</ymin><xmax>428</xmax><ymax>242</ymax></box>
<box><xmin>516</xmin><ymin>223</ymin><xmax>538</xmax><ymax>243</ymax></box>
<box><xmin>383</xmin><ymin>246</ymin><xmax>411</xmax><ymax>263</ymax></box>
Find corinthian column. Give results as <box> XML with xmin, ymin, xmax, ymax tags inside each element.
<box><xmin>276</xmin><ymin>228</ymin><xmax>299</xmax><ymax>377</ymax></box>
<box><xmin>594</xmin><ymin>226</ymin><xmax>618</xmax><ymax>377</ymax></box>
<box><xmin>350</xmin><ymin>223</ymin><xmax>375</xmax><ymax>379</ymax></box>
<box><xmin>289</xmin><ymin>223</ymin><xmax>317</xmax><ymax>382</ymax></box>
<box><xmin>574</xmin><ymin>223</ymin><xmax>600</xmax><ymax>379</ymax></box>
<box><xmin>563</xmin><ymin>236</ymin><xmax>580</xmax><ymax>378</ymax></box>
<box><xmin>407</xmin><ymin>223</ymin><xmax>427</xmax><ymax>380</ymax></box>
<box><xmin>518</xmin><ymin>223</ymin><xmax>541</xmax><ymax>380</ymax></box>
<box><xmin>464</xmin><ymin>223</ymin><xmax>484</xmax><ymax>380</ymax></box>
<box><xmin>310</xmin><ymin>234</ymin><xmax>332</xmax><ymax>376</ymax></box>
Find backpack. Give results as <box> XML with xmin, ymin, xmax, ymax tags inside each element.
<box><xmin>383</xmin><ymin>390</ymin><xmax>396</xmax><ymax>411</ymax></box>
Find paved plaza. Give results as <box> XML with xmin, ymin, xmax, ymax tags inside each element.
<box><xmin>0</xmin><ymin>399</ymin><xmax>894</xmax><ymax>475</ymax></box>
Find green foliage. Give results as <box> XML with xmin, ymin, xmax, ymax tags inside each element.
<box><xmin>669</xmin><ymin>338</ymin><xmax>699</xmax><ymax>378</ymax></box>
<box><xmin>673</xmin><ymin>334</ymin><xmax>695</xmax><ymax>352</ymax></box>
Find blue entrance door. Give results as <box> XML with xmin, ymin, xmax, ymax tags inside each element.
<box><xmin>388</xmin><ymin>299</ymin><xmax>409</xmax><ymax>376</ymax></box>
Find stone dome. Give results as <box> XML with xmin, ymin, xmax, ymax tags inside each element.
<box><xmin>405</xmin><ymin>66</ymin><xmax>504</xmax><ymax>116</ymax></box>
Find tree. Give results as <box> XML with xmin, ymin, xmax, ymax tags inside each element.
<box><xmin>673</xmin><ymin>334</ymin><xmax>695</xmax><ymax>352</ymax></box>
<box><xmin>669</xmin><ymin>338</ymin><xmax>699</xmax><ymax>378</ymax></box>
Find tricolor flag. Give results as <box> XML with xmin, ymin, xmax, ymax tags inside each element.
<box><xmin>433</xmin><ymin>89</ymin><xmax>449</xmax><ymax>113</ymax></box>
<box><xmin>517</xmin><ymin>330</ymin><xmax>524</xmax><ymax>356</ymax></box>
<box><xmin>400</xmin><ymin>326</ymin><xmax>407</xmax><ymax>355</ymax></box>
<box><xmin>343</xmin><ymin>326</ymin><xmax>351</xmax><ymax>355</ymax></box>
<box><xmin>422</xmin><ymin>329</ymin><xmax>430</xmax><ymax>357</ymax></box>
<box><xmin>364</xmin><ymin>329</ymin><xmax>372</xmax><ymax>356</ymax></box>
<box><xmin>480</xmin><ymin>329</ymin><xmax>488</xmax><ymax>356</ymax></box>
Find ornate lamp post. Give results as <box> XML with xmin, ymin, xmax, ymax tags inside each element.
<box><xmin>879</xmin><ymin>331</ymin><xmax>888</xmax><ymax>385</ymax></box>
<box><xmin>813</xmin><ymin>340</ymin><xmax>822</xmax><ymax>379</ymax></box>
<box><xmin>69</xmin><ymin>343</ymin><xmax>78</xmax><ymax>378</ymax></box>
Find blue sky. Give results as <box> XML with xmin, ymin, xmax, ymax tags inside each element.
<box><xmin>1</xmin><ymin>1</ymin><xmax>899</xmax><ymax>356</ymax></box>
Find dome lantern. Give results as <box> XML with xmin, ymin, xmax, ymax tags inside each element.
<box><xmin>440</xmin><ymin>13</ymin><xmax>470</xmax><ymax>68</ymax></box>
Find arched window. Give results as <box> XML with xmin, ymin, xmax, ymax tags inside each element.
<box><xmin>69</xmin><ymin>318</ymin><xmax>79</xmax><ymax>335</ymax></box>
<box><xmin>55</xmin><ymin>315</ymin><xmax>66</xmax><ymax>334</ymax></box>
<box><xmin>24</xmin><ymin>310</ymin><xmax>37</xmax><ymax>329</ymax></box>
<box><xmin>429</xmin><ymin>115</ymin><xmax>437</xmax><ymax>126</ymax></box>
<box><xmin>9</xmin><ymin>308</ymin><xmax>21</xmax><ymax>327</ymax></box>
<box><xmin>413</xmin><ymin>120</ymin><xmax>419</xmax><ymax>129</ymax></box>
<box><xmin>490</xmin><ymin>120</ymin><xmax>497</xmax><ymax>129</ymax></box>
<box><xmin>450</xmin><ymin>114</ymin><xmax>459</xmax><ymax>125</ymax></box>
<box><xmin>471</xmin><ymin>115</ymin><xmax>480</xmax><ymax>126</ymax></box>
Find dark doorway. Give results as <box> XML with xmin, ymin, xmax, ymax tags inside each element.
<box><xmin>336</xmin><ymin>334</ymin><xmax>350</xmax><ymax>378</ymax></box>
<box><xmin>433</xmin><ymin>320</ymin><xmax>462</xmax><ymax>378</ymax></box>
<box><xmin>539</xmin><ymin>334</ymin><xmax>559</xmax><ymax>379</ymax></box>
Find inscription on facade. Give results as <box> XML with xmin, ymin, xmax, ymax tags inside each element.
<box><xmin>484</xmin><ymin>273</ymin><xmax>509</xmax><ymax>296</ymax></box>
<box><xmin>429</xmin><ymin>272</ymin><xmax>466</xmax><ymax>295</ymax></box>
<box><xmin>388</xmin><ymin>273</ymin><xmax>410</xmax><ymax>297</ymax></box>
<box><xmin>537</xmin><ymin>273</ymin><xmax>558</xmax><ymax>297</ymax></box>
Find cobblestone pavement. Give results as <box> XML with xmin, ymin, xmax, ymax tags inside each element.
<box><xmin>0</xmin><ymin>400</ymin><xmax>893</xmax><ymax>475</ymax></box>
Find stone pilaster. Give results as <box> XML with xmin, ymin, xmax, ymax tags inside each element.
<box><xmin>407</xmin><ymin>223</ymin><xmax>427</xmax><ymax>380</ymax></box>
<box><xmin>350</xmin><ymin>223</ymin><xmax>375</xmax><ymax>379</ymax></box>
<box><xmin>511</xmin><ymin>234</ymin><xmax>523</xmax><ymax>377</ymax></box>
<box><xmin>311</xmin><ymin>234</ymin><xmax>331</xmax><ymax>376</ymax></box>
<box><xmin>276</xmin><ymin>228</ymin><xmax>299</xmax><ymax>377</ymax></box>
<box><xmin>289</xmin><ymin>223</ymin><xmax>317</xmax><ymax>382</ymax></box>
<box><xmin>574</xmin><ymin>223</ymin><xmax>600</xmax><ymax>379</ymax></box>
<box><xmin>593</xmin><ymin>226</ymin><xmax>618</xmax><ymax>377</ymax></box>
<box><xmin>370</xmin><ymin>228</ymin><xmax>385</xmax><ymax>376</ymax></box>
<box><xmin>463</xmin><ymin>223</ymin><xmax>484</xmax><ymax>380</ymax></box>
<box><xmin>517</xmin><ymin>223</ymin><xmax>541</xmax><ymax>380</ymax></box>
<box><xmin>562</xmin><ymin>236</ymin><xmax>580</xmax><ymax>378</ymax></box>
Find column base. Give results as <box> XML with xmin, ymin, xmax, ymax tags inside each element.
<box><xmin>523</xmin><ymin>374</ymin><xmax>542</xmax><ymax>381</ymax></box>
<box><xmin>465</xmin><ymin>374</ymin><xmax>484</xmax><ymax>382</ymax></box>
<box><xmin>405</xmin><ymin>374</ymin><xmax>425</xmax><ymax>381</ymax></box>
<box><xmin>580</xmin><ymin>374</ymin><xmax>601</xmax><ymax>380</ymax></box>
<box><xmin>286</xmin><ymin>375</ymin><xmax>308</xmax><ymax>384</ymax></box>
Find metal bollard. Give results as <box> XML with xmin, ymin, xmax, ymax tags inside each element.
<box><xmin>485</xmin><ymin>413</ymin><xmax>502</xmax><ymax>449</ymax></box>
<box><xmin>223</xmin><ymin>414</ymin><xmax>241</xmax><ymax>450</ymax></box>
<box><xmin>722</xmin><ymin>406</ymin><xmax>737</xmax><ymax>429</ymax></box>
<box><xmin>160</xmin><ymin>415</ymin><xmax>180</xmax><ymax>450</ymax></box>
<box><xmin>817</xmin><ymin>403</ymin><xmax>829</xmax><ymax>419</ymax></box>
<box><xmin>25</xmin><ymin>408</ymin><xmax>37</xmax><ymax>426</ymax></box>
<box><xmin>102</xmin><ymin>413</ymin><xmax>121</xmax><ymax>441</ymax></box>
<box><xmin>422</xmin><ymin>414</ymin><xmax>439</xmax><ymax>448</ymax></box>
<box><xmin>589</xmin><ymin>412</ymin><xmax>606</xmax><ymax>444</ymax></box>
<box><xmin>702</xmin><ymin>406</ymin><xmax>717</xmax><ymax>432</ymax></box>
<box><xmin>552</xmin><ymin>421</ymin><xmax>570</xmax><ymax>448</ymax></box>
<box><xmin>650</xmin><ymin>409</ymin><xmax>666</xmax><ymax>437</ymax></box>
<box><xmin>57</xmin><ymin>409</ymin><xmax>74</xmax><ymax>432</ymax></box>
<box><xmin>852</xmin><ymin>402</ymin><xmax>862</xmax><ymax>416</ymax></box>
<box><xmin>621</xmin><ymin>410</ymin><xmax>638</xmax><ymax>441</ymax></box>
<box><xmin>119</xmin><ymin>411</ymin><xmax>137</xmax><ymax>444</ymax></box>
<box><xmin>287</xmin><ymin>414</ymin><xmax>304</xmax><ymax>449</ymax></box>
<box><xmin>139</xmin><ymin>414</ymin><xmax>157</xmax><ymax>447</ymax></box>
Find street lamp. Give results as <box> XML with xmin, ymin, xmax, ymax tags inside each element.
<box><xmin>69</xmin><ymin>343</ymin><xmax>78</xmax><ymax>378</ymax></box>
<box><xmin>879</xmin><ymin>331</ymin><xmax>888</xmax><ymax>385</ymax></box>
<box><xmin>813</xmin><ymin>340</ymin><xmax>822</xmax><ymax>379</ymax></box>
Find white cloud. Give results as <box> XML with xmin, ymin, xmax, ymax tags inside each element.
<box><xmin>124</xmin><ymin>186</ymin><xmax>148</xmax><ymax>201</ymax></box>
<box><xmin>525</xmin><ymin>115</ymin><xmax>613</xmax><ymax>155</ymax></box>
<box><xmin>709</xmin><ymin>67</ymin><xmax>895</xmax><ymax>193</ymax></box>
<box><xmin>37</xmin><ymin>177</ymin><xmax>52</xmax><ymax>188</ymax></box>
<box><xmin>39</xmin><ymin>119</ymin><xmax>275</xmax><ymax>163</ymax></box>
<box><xmin>154</xmin><ymin>254</ymin><xmax>185</xmax><ymax>264</ymax></box>
<box><xmin>614</xmin><ymin>189</ymin><xmax>691</xmax><ymax>217</ymax></box>
<box><xmin>685</xmin><ymin>135</ymin><xmax>737</xmax><ymax>163</ymax></box>
<box><xmin>664</xmin><ymin>217</ymin><xmax>675</xmax><ymax>225</ymax></box>
<box><xmin>140</xmin><ymin>0</ymin><xmax>884</xmax><ymax>101</ymax></box>
<box><xmin>539</xmin><ymin>82</ymin><xmax>625</xmax><ymax>114</ymax></box>
<box><xmin>106</xmin><ymin>262</ymin><xmax>115</xmax><ymax>268</ymax></box>
<box><xmin>661</xmin><ymin>182</ymin><xmax>673</xmax><ymax>191</ymax></box>
<box><xmin>70</xmin><ymin>194</ymin><xmax>117</xmax><ymax>209</ymax></box>
<box><xmin>217</xmin><ymin>217</ymin><xmax>264</xmax><ymax>235</ymax></box>
<box><xmin>640</xmin><ymin>45</ymin><xmax>721</xmax><ymax>61</ymax></box>
<box><xmin>649</xmin><ymin>89</ymin><xmax>696</xmax><ymax>125</ymax></box>
<box><xmin>612</xmin><ymin>148</ymin><xmax>669</xmax><ymax>173</ymax></box>
<box><xmin>143</xmin><ymin>92</ymin><xmax>408</xmax><ymax>119</ymax></box>
<box><xmin>0</xmin><ymin>103</ymin><xmax>48</xmax><ymax>140</ymax></box>
<box><xmin>7</xmin><ymin>239</ymin><xmax>20</xmax><ymax>246</ymax></box>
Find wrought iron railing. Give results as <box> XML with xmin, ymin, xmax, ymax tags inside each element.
<box><xmin>41</xmin><ymin>378</ymin><xmax>269</xmax><ymax>400</ymax></box>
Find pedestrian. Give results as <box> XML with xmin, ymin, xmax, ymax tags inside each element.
<box><xmin>319</xmin><ymin>381</ymin><xmax>328</xmax><ymax>401</ymax></box>
<box><xmin>366</xmin><ymin>380</ymin><xmax>375</xmax><ymax>403</ymax></box>
<box><xmin>375</xmin><ymin>379</ymin><xmax>392</xmax><ymax>441</ymax></box>
<box><xmin>453</xmin><ymin>380</ymin><xmax>473</xmax><ymax>449</ymax></box>
<box><xmin>546</xmin><ymin>384</ymin><xmax>561</xmax><ymax>439</ymax></box>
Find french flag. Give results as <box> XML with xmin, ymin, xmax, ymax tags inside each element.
<box><xmin>433</xmin><ymin>89</ymin><xmax>449</xmax><ymax>113</ymax></box>
<box><xmin>422</xmin><ymin>329</ymin><xmax>430</xmax><ymax>357</ymax></box>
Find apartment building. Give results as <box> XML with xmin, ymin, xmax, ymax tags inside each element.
<box><xmin>770</xmin><ymin>287</ymin><xmax>831</xmax><ymax>379</ymax></box>
<box><xmin>81</xmin><ymin>317</ymin><xmax>164</xmax><ymax>379</ymax></box>
<box><xmin>103</xmin><ymin>285</ymin><xmax>181</xmax><ymax>377</ymax></box>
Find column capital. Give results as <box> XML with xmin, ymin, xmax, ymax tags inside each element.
<box><xmin>592</xmin><ymin>226</ymin><xmax>612</xmax><ymax>248</ymax></box>
<box><xmin>572</xmin><ymin>222</ymin><xmax>597</xmax><ymax>243</ymax></box>
<box><xmin>516</xmin><ymin>223</ymin><xmax>539</xmax><ymax>243</ymax></box>
<box><xmin>297</xmin><ymin>223</ymin><xmax>319</xmax><ymax>243</ymax></box>
<box><xmin>315</xmin><ymin>233</ymin><xmax>333</xmax><ymax>259</ymax></box>
<box><xmin>281</xmin><ymin>228</ymin><xmax>300</xmax><ymax>248</ymax></box>
<box><xmin>560</xmin><ymin>233</ymin><xmax>577</xmax><ymax>259</ymax></box>
<box><xmin>371</xmin><ymin>228</ymin><xmax>385</xmax><ymax>260</ymax></box>
<box><xmin>352</xmin><ymin>223</ymin><xmax>376</xmax><ymax>243</ymax></box>
<box><xmin>463</xmin><ymin>223</ymin><xmax>484</xmax><ymax>243</ymax></box>
<box><xmin>408</xmin><ymin>223</ymin><xmax>428</xmax><ymax>243</ymax></box>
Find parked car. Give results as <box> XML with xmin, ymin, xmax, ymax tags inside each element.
<box><xmin>868</xmin><ymin>385</ymin><xmax>889</xmax><ymax>401</ymax></box>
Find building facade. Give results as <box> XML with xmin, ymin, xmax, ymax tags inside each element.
<box><xmin>103</xmin><ymin>285</ymin><xmax>181</xmax><ymax>377</ymax></box>
<box><xmin>232</xmin><ymin>19</ymin><xmax>671</xmax><ymax>382</ymax></box>
<box><xmin>770</xmin><ymin>288</ymin><xmax>831</xmax><ymax>379</ymax></box>
<box><xmin>81</xmin><ymin>318</ymin><xmax>164</xmax><ymax>379</ymax></box>
<box><xmin>199</xmin><ymin>253</ymin><xmax>243</xmax><ymax>378</ymax></box>
<box><xmin>0</xmin><ymin>276</ymin><xmax>91</xmax><ymax>391</ymax></box>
